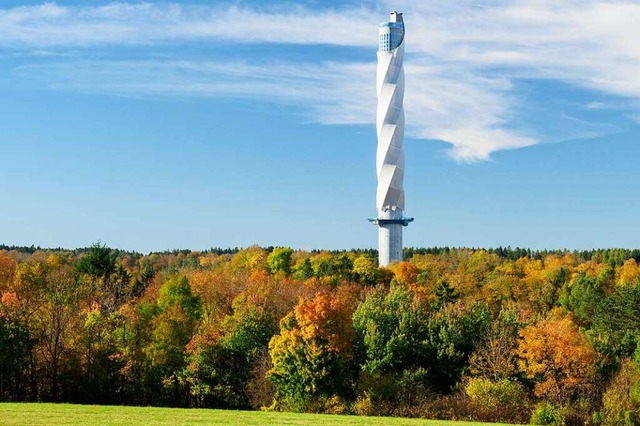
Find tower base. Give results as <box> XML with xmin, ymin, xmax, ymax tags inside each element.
<box><xmin>368</xmin><ymin>210</ymin><xmax>413</xmax><ymax>267</ymax></box>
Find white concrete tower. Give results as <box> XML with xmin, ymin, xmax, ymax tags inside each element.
<box><xmin>369</xmin><ymin>11</ymin><xmax>413</xmax><ymax>267</ymax></box>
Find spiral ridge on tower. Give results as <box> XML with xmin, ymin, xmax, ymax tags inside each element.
<box><xmin>376</xmin><ymin>12</ymin><xmax>405</xmax><ymax>213</ymax></box>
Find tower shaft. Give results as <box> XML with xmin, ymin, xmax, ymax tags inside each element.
<box><xmin>371</xmin><ymin>11</ymin><xmax>412</xmax><ymax>267</ymax></box>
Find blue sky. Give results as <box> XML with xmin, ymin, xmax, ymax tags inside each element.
<box><xmin>1</xmin><ymin>0</ymin><xmax>639</xmax><ymax>252</ymax></box>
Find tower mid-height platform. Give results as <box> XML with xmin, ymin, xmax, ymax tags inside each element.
<box><xmin>370</xmin><ymin>11</ymin><xmax>413</xmax><ymax>267</ymax></box>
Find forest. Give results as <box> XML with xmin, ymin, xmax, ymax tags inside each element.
<box><xmin>1</xmin><ymin>244</ymin><xmax>639</xmax><ymax>425</ymax></box>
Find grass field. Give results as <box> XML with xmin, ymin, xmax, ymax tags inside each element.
<box><xmin>0</xmin><ymin>403</ymin><xmax>513</xmax><ymax>425</ymax></box>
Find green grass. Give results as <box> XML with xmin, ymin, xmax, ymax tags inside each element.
<box><xmin>0</xmin><ymin>403</ymin><xmax>513</xmax><ymax>425</ymax></box>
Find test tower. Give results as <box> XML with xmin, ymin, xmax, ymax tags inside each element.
<box><xmin>369</xmin><ymin>11</ymin><xmax>413</xmax><ymax>266</ymax></box>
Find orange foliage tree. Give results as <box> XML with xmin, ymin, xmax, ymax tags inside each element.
<box><xmin>267</xmin><ymin>291</ymin><xmax>356</xmax><ymax>411</ymax></box>
<box><xmin>0</xmin><ymin>251</ymin><xmax>16</xmax><ymax>291</ymax></box>
<box><xmin>517</xmin><ymin>312</ymin><xmax>599</xmax><ymax>405</ymax></box>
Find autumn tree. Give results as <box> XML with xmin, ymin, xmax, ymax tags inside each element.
<box><xmin>8</xmin><ymin>258</ymin><xmax>82</xmax><ymax>401</ymax></box>
<box><xmin>518</xmin><ymin>312</ymin><xmax>600</xmax><ymax>405</ymax></box>
<box><xmin>34</xmin><ymin>265</ymin><xmax>80</xmax><ymax>401</ymax></box>
<box><xmin>182</xmin><ymin>272</ymin><xmax>292</xmax><ymax>409</ymax></box>
<box><xmin>187</xmin><ymin>270</ymin><xmax>242</xmax><ymax>326</ymax></box>
<box><xmin>617</xmin><ymin>258</ymin><xmax>639</xmax><ymax>286</ymax></box>
<box><xmin>2</xmin><ymin>245</ymin><xmax>640</xmax><ymax>419</ymax></box>
<box><xmin>600</xmin><ymin>358</ymin><xmax>640</xmax><ymax>425</ymax></box>
<box><xmin>394</xmin><ymin>262</ymin><xmax>418</xmax><ymax>286</ymax></box>
<box><xmin>0</xmin><ymin>251</ymin><xmax>16</xmax><ymax>291</ymax></box>
<box><xmin>268</xmin><ymin>291</ymin><xmax>356</xmax><ymax>411</ymax></box>
<box><xmin>519</xmin><ymin>256</ymin><xmax>568</xmax><ymax>313</ymax></box>
<box><xmin>229</xmin><ymin>246</ymin><xmax>268</xmax><ymax>273</ymax></box>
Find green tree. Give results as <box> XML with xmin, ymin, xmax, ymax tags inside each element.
<box><xmin>433</xmin><ymin>278</ymin><xmax>458</xmax><ymax>307</ymax></box>
<box><xmin>559</xmin><ymin>274</ymin><xmax>604</xmax><ymax>327</ymax></box>
<box><xmin>424</xmin><ymin>302</ymin><xmax>491</xmax><ymax>393</ymax></box>
<box><xmin>293</xmin><ymin>258</ymin><xmax>314</xmax><ymax>280</ymax></box>
<box><xmin>351</xmin><ymin>284</ymin><xmax>431</xmax><ymax>408</ymax></box>
<box><xmin>75</xmin><ymin>243</ymin><xmax>116</xmax><ymax>283</ymax></box>
<box><xmin>146</xmin><ymin>276</ymin><xmax>201</xmax><ymax>406</ymax></box>
<box><xmin>591</xmin><ymin>282</ymin><xmax>640</xmax><ymax>359</ymax></box>
<box><xmin>183</xmin><ymin>299</ymin><xmax>277</xmax><ymax>409</ymax></box>
<box><xmin>75</xmin><ymin>243</ymin><xmax>120</xmax><ymax>313</ymax></box>
<box><xmin>267</xmin><ymin>247</ymin><xmax>293</xmax><ymax>276</ymax></box>
<box><xmin>353</xmin><ymin>284</ymin><xmax>428</xmax><ymax>375</ymax></box>
<box><xmin>0</xmin><ymin>294</ymin><xmax>31</xmax><ymax>401</ymax></box>
<box><xmin>352</xmin><ymin>256</ymin><xmax>382</xmax><ymax>286</ymax></box>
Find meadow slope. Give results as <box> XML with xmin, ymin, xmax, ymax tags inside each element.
<box><xmin>0</xmin><ymin>403</ymin><xmax>512</xmax><ymax>426</ymax></box>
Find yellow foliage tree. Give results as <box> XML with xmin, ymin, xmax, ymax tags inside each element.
<box><xmin>394</xmin><ymin>261</ymin><xmax>418</xmax><ymax>286</ymax></box>
<box><xmin>617</xmin><ymin>258</ymin><xmax>639</xmax><ymax>286</ymax></box>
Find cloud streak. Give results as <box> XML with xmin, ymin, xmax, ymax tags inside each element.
<box><xmin>0</xmin><ymin>3</ymin><xmax>376</xmax><ymax>47</ymax></box>
<box><xmin>2</xmin><ymin>1</ymin><xmax>640</xmax><ymax>161</ymax></box>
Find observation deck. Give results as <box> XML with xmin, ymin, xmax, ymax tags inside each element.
<box><xmin>368</xmin><ymin>217</ymin><xmax>414</xmax><ymax>226</ymax></box>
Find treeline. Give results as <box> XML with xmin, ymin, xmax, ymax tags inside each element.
<box><xmin>1</xmin><ymin>244</ymin><xmax>639</xmax><ymax>425</ymax></box>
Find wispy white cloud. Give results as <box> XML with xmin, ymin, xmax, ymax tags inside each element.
<box><xmin>3</xmin><ymin>1</ymin><xmax>640</xmax><ymax>161</ymax></box>
<box><xmin>14</xmin><ymin>58</ymin><xmax>534</xmax><ymax>161</ymax></box>
<box><xmin>0</xmin><ymin>3</ymin><xmax>376</xmax><ymax>47</ymax></box>
<box><xmin>587</xmin><ymin>102</ymin><xmax>612</xmax><ymax>110</ymax></box>
<box><xmin>13</xmin><ymin>59</ymin><xmax>376</xmax><ymax>124</ymax></box>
